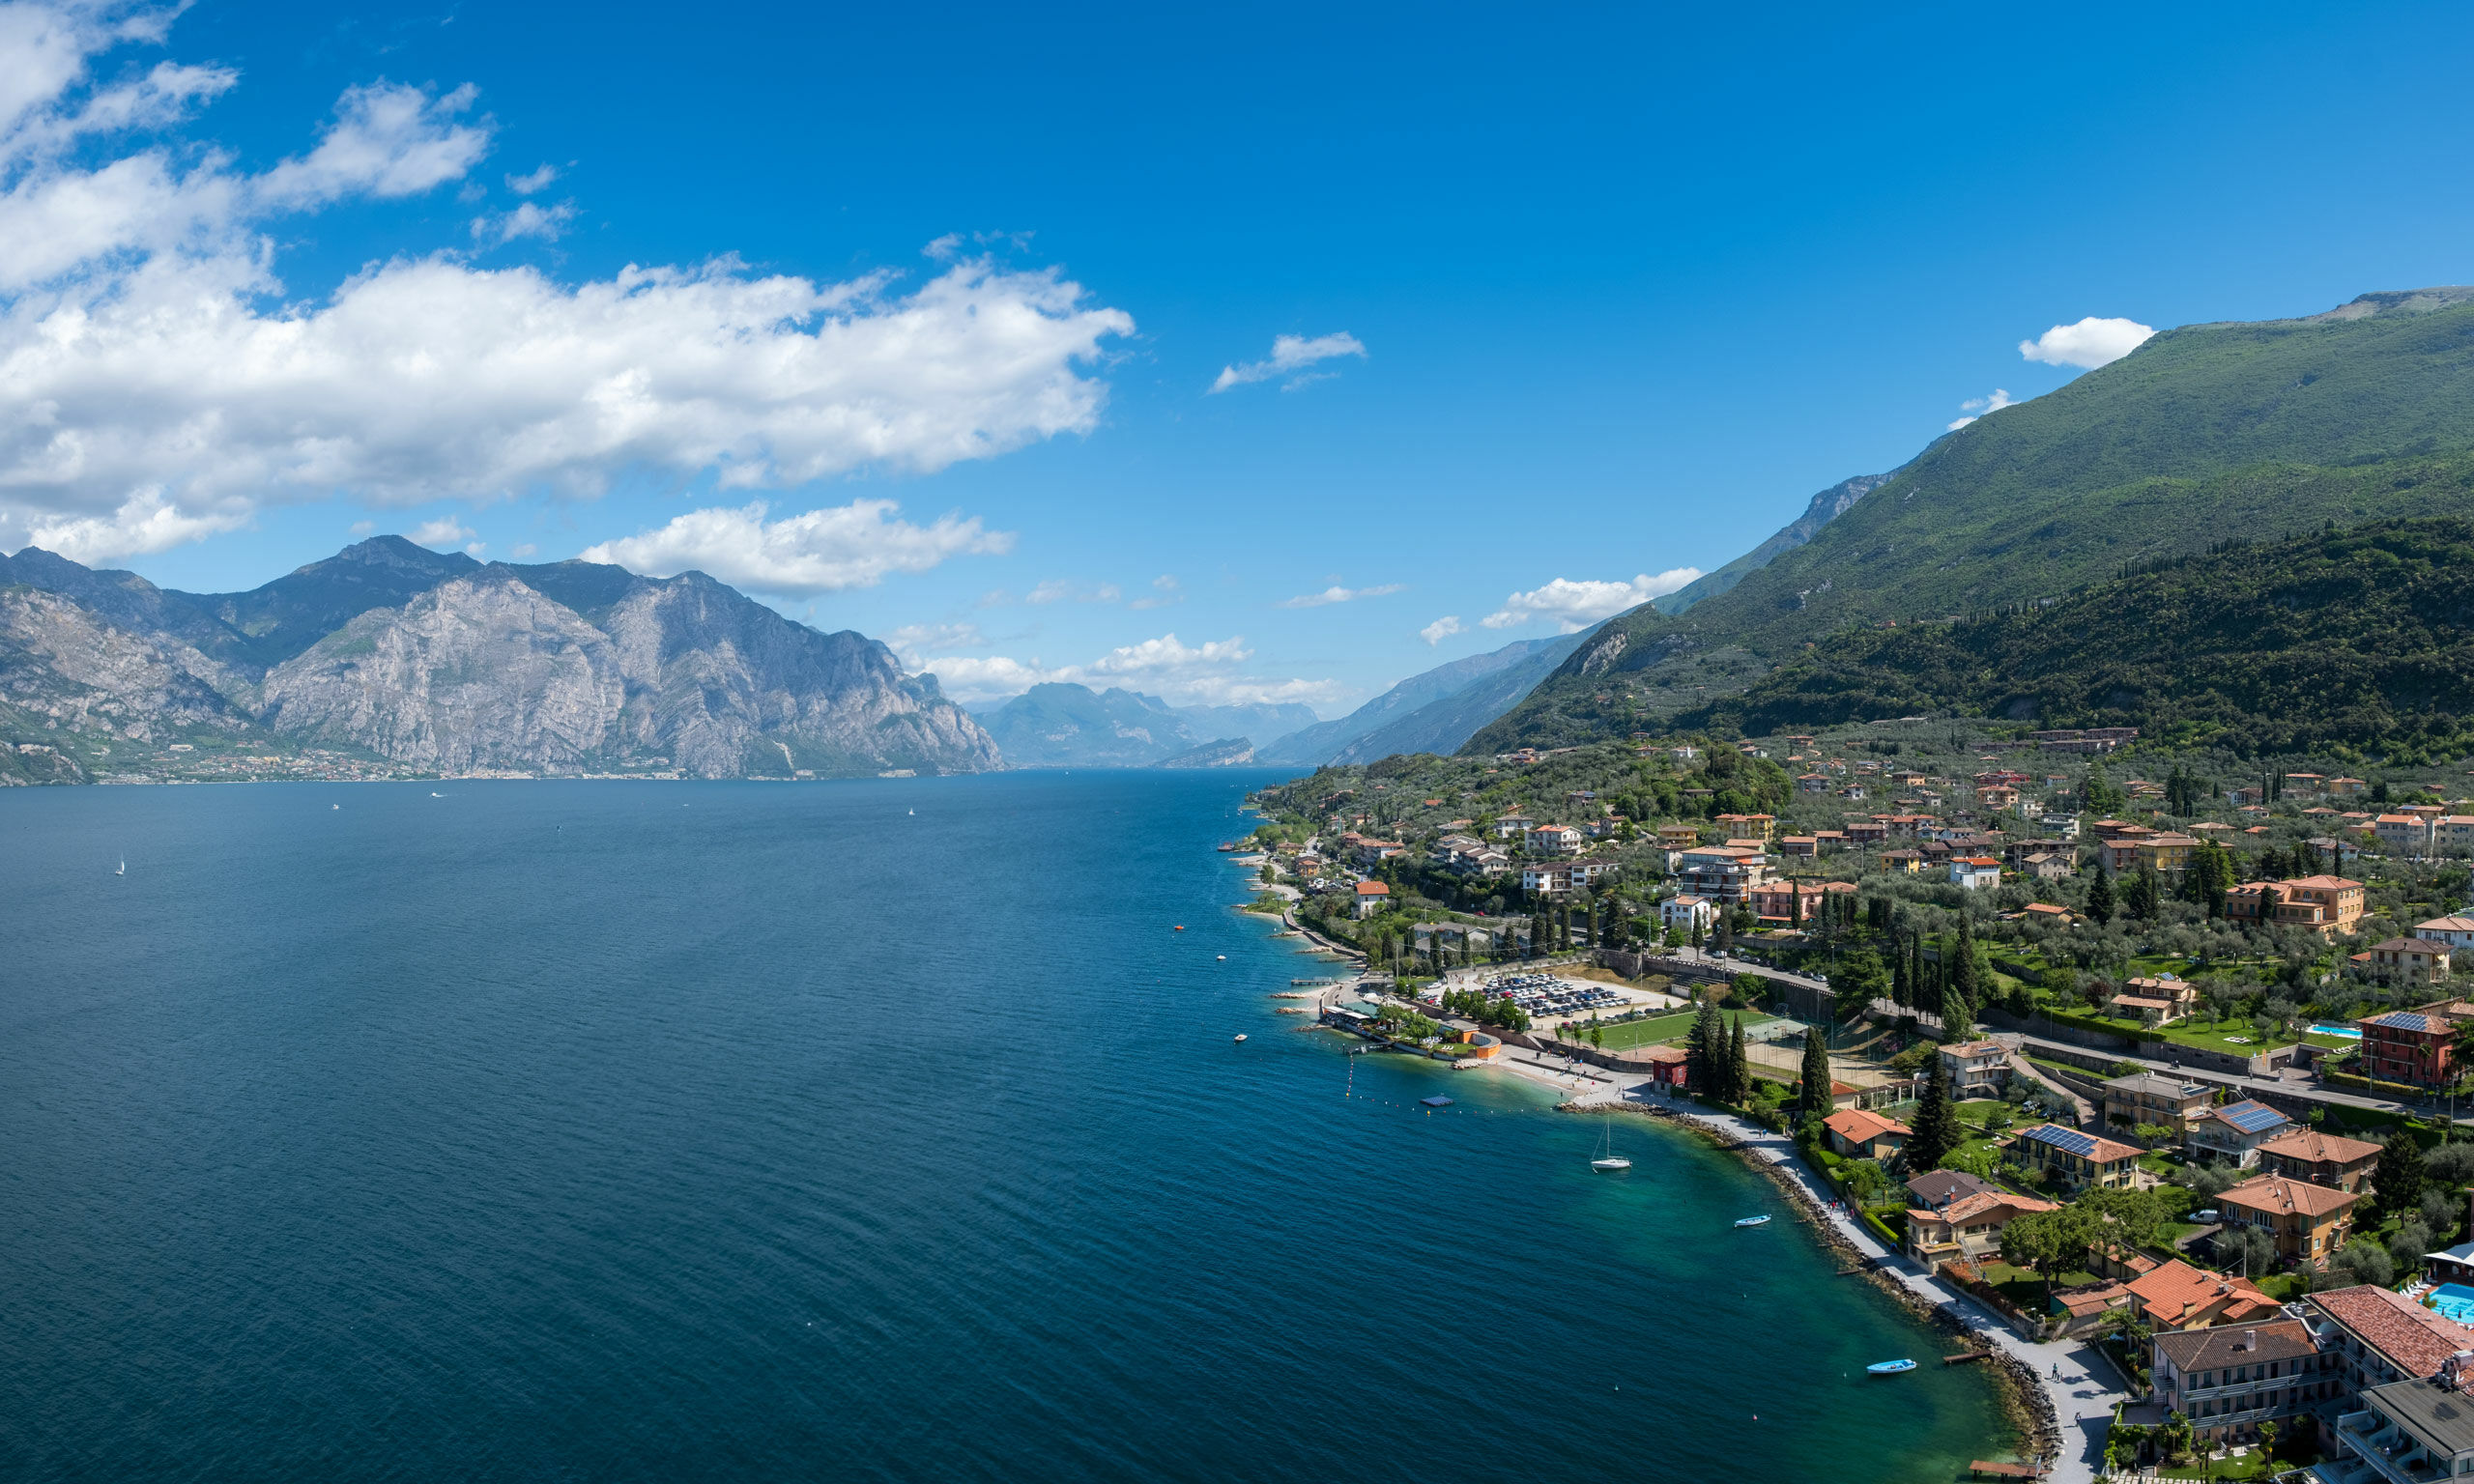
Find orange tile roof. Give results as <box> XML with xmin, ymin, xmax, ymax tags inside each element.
<box><xmin>2126</xmin><ymin>1258</ymin><xmax>2279</xmax><ymax>1328</ymax></box>
<box><xmin>2312</xmin><ymin>1285</ymin><xmax>2474</xmax><ymax>1378</ymax></box>
<box><xmin>2256</xmin><ymin>1127</ymin><xmax>2383</xmax><ymax>1165</ymax></box>
<box><xmin>2220</xmin><ymin>1172</ymin><xmax>2359</xmax><ymax>1219</ymax></box>
<box><xmin>1825</xmin><ymin>1107</ymin><xmax>1912</xmax><ymax>1144</ymax></box>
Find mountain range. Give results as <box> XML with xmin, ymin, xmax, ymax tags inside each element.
<box><xmin>1466</xmin><ymin>285</ymin><xmax>2474</xmax><ymax>755</ymax></box>
<box><xmin>970</xmin><ymin>683</ymin><xmax>1303</xmax><ymax>768</ymax></box>
<box><xmin>0</xmin><ymin>537</ymin><xmax>999</xmax><ymax>781</ymax></box>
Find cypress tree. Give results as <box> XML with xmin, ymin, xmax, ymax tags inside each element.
<box><xmin>1687</xmin><ymin>994</ymin><xmax>1722</xmax><ymax>1095</ymax></box>
<box><xmin>1798</xmin><ymin>1026</ymin><xmax>1832</xmax><ymax>1116</ymax></box>
<box><xmin>2374</xmin><ymin>1132</ymin><xmax>2428</xmax><ymax>1221</ymax></box>
<box><xmin>1891</xmin><ymin>931</ymin><xmax>1913</xmax><ymax>1009</ymax></box>
<box><xmin>1951</xmin><ymin>917</ymin><xmax>1980</xmax><ymax>1024</ymax></box>
<box><xmin>1907</xmin><ymin>1061</ymin><xmax>1962</xmax><ymax>1172</ymax></box>
<box><xmin>1728</xmin><ymin>1016</ymin><xmax>1750</xmax><ymax>1106</ymax></box>
<box><xmin>2086</xmin><ymin>870</ymin><xmax>2115</xmax><ymax>926</ymax></box>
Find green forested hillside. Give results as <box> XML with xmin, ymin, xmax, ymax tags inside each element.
<box><xmin>1468</xmin><ymin>287</ymin><xmax>2474</xmax><ymax>753</ymax></box>
<box><xmin>1682</xmin><ymin>518</ymin><xmax>2474</xmax><ymax>760</ymax></box>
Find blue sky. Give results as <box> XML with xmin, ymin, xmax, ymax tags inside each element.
<box><xmin>6</xmin><ymin>1</ymin><xmax>2474</xmax><ymax>713</ymax></box>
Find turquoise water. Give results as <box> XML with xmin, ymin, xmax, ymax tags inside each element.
<box><xmin>2431</xmin><ymin>1284</ymin><xmax>2474</xmax><ymax>1324</ymax></box>
<box><xmin>0</xmin><ymin>773</ymin><xmax>2008</xmax><ymax>1480</ymax></box>
<box><xmin>2310</xmin><ymin>1023</ymin><xmax>2364</xmax><ymax>1040</ymax></box>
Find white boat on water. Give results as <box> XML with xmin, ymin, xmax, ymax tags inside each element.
<box><xmin>1734</xmin><ymin>1214</ymin><xmax>1771</xmax><ymax>1228</ymax></box>
<box><xmin>1590</xmin><ymin>1109</ymin><xmax>1630</xmax><ymax>1172</ymax></box>
<box><xmin>115</xmin><ymin>857</ymin><xmax>125</xmax><ymax>876</ymax></box>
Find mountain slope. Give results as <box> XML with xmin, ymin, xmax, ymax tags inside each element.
<box><xmin>1169</xmin><ymin>700</ymin><xmax>1320</xmax><ymax>750</ymax></box>
<box><xmin>1</xmin><ymin>541</ymin><xmax>999</xmax><ymax>780</ymax></box>
<box><xmin>977</xmin><ymin>683</ymin><xmax>1203</xmax><ymax>766</ymax></box>
<box><xmin>1685</xmin><ymin>517</ymin><xmax>2474</xmax><ymax>757</ymax></box>
<box><xmin>1650</xmin><ymin>471</ymin><xmax>1893</xmax><ymax>616</ymax></box>
<box><xmin>1329</xmin><ymin>629</ymin><xmax>1593</xmax><ymax>763</ymax></box>
<box><xmin>1471</xmin><ymin>286</ymin><xmax>2474</xmax><ymax>753</ymax></box>
<box><xmin>1257</xmin><ymin>632</ymin><xmax>1582</xmax><ymax>764</ymax></box>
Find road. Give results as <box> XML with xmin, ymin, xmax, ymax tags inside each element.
<box><xmin>2010</xmin><ymin>1030</ymin><xmax>2473</xmax><ymax>1127</ymax></box>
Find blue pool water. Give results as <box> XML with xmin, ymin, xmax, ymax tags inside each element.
<box><xmin>2431</xmin><ymin>1284</ymin><xmax>2474</xmax><ymax>1325</ymax></box>
<box><xmin>0</xmin><ymin>773</ymin><xmax>2008</xmax><ymax>1480</ymax></box>
<box><xmin>2310</xmin><ymin>1023</ymin><xmax>2364</xmax><ymax>1040</ymax></box>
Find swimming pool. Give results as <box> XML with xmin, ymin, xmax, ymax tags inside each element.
<box><xmin>2431</xmin><ymin>1284</ymin><xmax>2474</xmax><ymax>1325</ymax></box>
<box><xmin>2309</xmin><ymin>1024</ymin><xmax>2363</xmax><ymax>1041</ymax></box>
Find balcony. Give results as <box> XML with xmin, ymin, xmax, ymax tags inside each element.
<box><xmin>2332</xmin><ymin>1411</ymin><xmax>2450</xmax><ymax>1484</ymax></box>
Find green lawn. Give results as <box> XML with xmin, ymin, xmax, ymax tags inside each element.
<box><xmin>1592</xmin><ymin>1010</ymin><xmax>1777</xmax><ymax>1051</ymax></box>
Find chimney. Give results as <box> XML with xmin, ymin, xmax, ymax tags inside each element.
<box><xmin>2245</xmin><ymin>1329</ymin><xmax>2258</xmax><ymax>1352</ymax></box>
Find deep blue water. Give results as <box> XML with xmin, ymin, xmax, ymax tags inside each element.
<box><xmin>0</xmin><ymin>772</ymin><xmax>2007</xmax><ymax>1481</ymax></box>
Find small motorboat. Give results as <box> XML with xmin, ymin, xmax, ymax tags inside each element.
<box><xmin>1216</xmin><ymin>955</ymin><xmax>1226</xmax><ymax>961</ymax></box>
<box><xmin>1734</xmin><ymin>1215</ymin><xmax>1771</xmax><ymax>1228</ymax></box>
<box><xmin>1232</xmin><ymin>1034</ymin><xmax>1248</xmax><ymax>1042</ymax></box>
<box><xmin>1866</xmin><ymin>1359</ymin><xmax>1918</xmax><ymax>1376</ymax></box>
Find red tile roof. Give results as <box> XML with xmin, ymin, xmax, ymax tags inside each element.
<box><xmin>1825</xmin><ymin>1107</ymin><xmax>1912</xmax><ymax>1145</ymax></box>
<box><xmin>2312</xmin><ymin>1285</ymin><xmax>2474</xmax><ymax>1378</ymax></box>
<box><xmin>2221</xmin><ymin>1172</ymin><xmax>2359</xmax><ymax>1219</ymax></box>
<box><xmin>2256</xmin><ymin>1127</ymin><xmax>2383</xmax><ymax>1166</ymax></box>
<box><xmin>2126</xmin><ymin>1259</ymin><xmax>2279</xmax><ymax>1329</ymax></box>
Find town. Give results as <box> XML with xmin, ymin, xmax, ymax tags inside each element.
<box><xmin>1246</xmin><ymin>718</ymin><xmax>2474</xmax><ymax>1481</ymax></box>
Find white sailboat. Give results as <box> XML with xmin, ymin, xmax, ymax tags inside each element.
<box><xmin>115</xmin><ymin>857</ymin><xmax>126</xmax><ymax>876</ymax></box>
<box><xmin>1590</xmin><ymin>1109</ymin><xmax>1630</xmax><ymax>1172</ymax></box>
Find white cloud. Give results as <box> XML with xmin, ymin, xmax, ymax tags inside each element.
<box><xmin>917</xmin><ymin>653</ymin><xmax>1079</xmax><ymax>699</ymax></box>
<box><xmin>505</xmin><ymin>162</ymin><xmax>559</xmax><ymax>194</ymax></box>
<box><xmin>0</xmin><ymin>5</ymin><xmax>1136</xmax><ymax>565</ymax></box>
<box><xmin>1946</xmin><ymin>387</ymin><xmax>2015</xmax><ymax>431</ymax></box>
<box><xmin>408</xmin><ymin>515</ymin><xmax>475</xmax><ymax>549</ymax></box>
<box><xmin>1088</xmin><ymin>632</ymin><xmax>1251</xmax><ymax>677</ymax></box>
<box><xmin>1275</xmin><ymin>581</ymin><xmax>1404</xmax><ymax>609</ymax></box>
<box><xmin>472</xmin><ymin>199</ymin><xmax>573</xmax><ymax>245</ymax></box>
<box><xmin>1420</xmin><ymin>614</ymin><xmax>1462</xmax><ymax>645</ymax></box>
<box><xmin>909</xmin><ymin>628</ymin><xmax>1337</xmax><ymax>709</ymax></box>
<box><xmin>1026</xmin><ymin>579</ymin><xmax>1121</xmax><ymax>605</ymax></box>
<box><xmin>23</xmin><ymin>485</ymin><xmax>247</xmax><ymax>564</ymax></box>
<box><xmin>2018</xmin><ymin>316</ymin><xmax>2155</xmax><ymax>370</ymax></box>
<box><xmin>1128</xmin><ymin>573</ymin><xmax>1179</xmax><ymax>610</ymax></box>
<box><xmin>509</xmin><ymin>541</ymin><xmax>536</xmax><ymax>558</ymax></box>
<box><xmin>1481</xmin><ymin>568</ymin><xmax>1701</xmax><ymax>631</ymax></box>
<box><xmin>576</xmin><ymin>499</ymin><xmax>1012</xmax><ymax>597</ymax></box>
<box><xmin>349</xmin><ymin>519</ymin><xmax>375</xmax><ymax>535</ymax></box>
<box><xmin>1209</xmin><ymin>330</ymin><xmax>1366</xmax><ymax>393</ymax></box>
<box><xmin>884</xmin><ymin>620</ymin><xmax>986</xmax><ymax>667</ymax></box>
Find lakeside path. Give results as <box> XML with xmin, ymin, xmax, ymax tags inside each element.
<box><xmin>1482</xmin><ymin>1048</ymin><xmax>2125</xmax><ymax>1484</ymax></box>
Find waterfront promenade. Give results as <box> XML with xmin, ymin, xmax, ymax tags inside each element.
<box><xmin>1492</xmin><ymin>1048</ymin><xmax>2126</xmax><ymax>1484</ymax></box>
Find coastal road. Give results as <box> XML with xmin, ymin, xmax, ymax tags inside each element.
<box><xmin>1534</xmin><ymin>1064</ymin><xmax>2123</xmax><ymax>1484</ymax></box>
<box><xmin>2011</xmin><ymin>1029</ymin><xmax>2473</xmax><ymax>1127</ymax></box>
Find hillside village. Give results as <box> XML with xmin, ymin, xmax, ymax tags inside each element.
<box><xmin>1251</xmin><ymin>719</ymin><xmax>2474</xmax><ymax>1477</ymax></box>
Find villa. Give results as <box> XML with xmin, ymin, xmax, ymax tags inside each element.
<box><xmin>2183</xmin><ymin>1099</ymin><xmax>2295</xmax><ymax>1167</ymax></box>
<box><xmin>1822</xmin><ymin>1107</ymin><xmax>1912</xmax><ymax>1161</ymax></box>
<box><xmin>2149</xmin><ymin>1320</ymin><xmax>2336</xmax><ymax>1451</ymax></box>
<box><xmin>2256</xmin><ymin>1127</ymin><xmax>2385</xmax><ymax>1194</ymax></box>
<box><xmin>2103</xmin><ymin>1071</ymin><xmax>2213</xmax><ymax>1137</ymax></box>
<box><xmin>2216</xmin><ymin>1172</ymin><xmax>2359</xmax><ymax>1262</ymax></box>
<box><xmin>1938</xmin><ymin>1039</ymin><xmax>2010</xmax><ymax>1098</ymax></box>
<box><xmin>1904</xmin><ymin>1188</ymin><xmax>2058</xmax><ymax>1272</ymax></box>
<box><xmin>2012</xmin><ymin>1124</ymin><xmax>2143</xmax><ymax>1190</ymax></box>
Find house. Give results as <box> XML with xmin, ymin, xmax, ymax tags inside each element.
<box><xmin>2376</xmin><ymin>813</ymin><xmax>2437</xmax><ymax>857</ymax></box>
<box><xmin>1978</xmin><ymin>784</ymin><xmax>2020</xmax><ymax>811</ymax></box>
<box><xmin>1810</xmin><ymin>829</ymin><xmax>1848</xmax><ymax>852</ymax></box>
<box><xmin>2018</xmin><ymin>850</ymin><xmax>2076</xmax><ymax>881</ymax></box>
<box><xmin>1676</xmin><ymin>845</ymin><xmax>1768</xmax><ymax>905</ymax></box>
<box><xmin>2329</xmin><ymin>776</ymin><xmax>2369</xmax><ymax>797</ymax></box>
<box><xmin>1491</xmin><ymin>812</ymin><xmax>1534</xmax><ymax>839</ymax></box>
<box><xmin>2128</xmin><ymin>832</ymin><xmax>2201</xmax><ymax>875</ymax></box>
<box><xmin>2012</xmin><ymin>1124</ymin><xmax>2143</xmax><ymax>1189</ymax></box>
<box><xmin>1614</xmin><ymin>1042</ymin><xmax>1691</xmax><ymax>1088</ymax></box>
<box><xmin>2361</xmin><ymin>1011</ymin><xmax>2458</xmax><ymax>1086</ymax></box>
<box><xmin>2217</xmin><ymin>1172</ymin><xmax>2359</xmax><ymax>1262</ymax></box>
<box><xmin>1660</xmin><ymin>894</ymin><xmax>1716</xmax><ymax>934</ymax></box>
<box><xmin>2256</xmin><ymin>1127</ymin><xmax>2384</xmax><ymax>1194</ymax></box>
<box><xmin>2107</xmin><ymin>974</ymin><xmax>2200</xmax><ymax>1027</ymax></box>
<box><xmin>1939</xmin><ymin>1039</ymin><xmax>2010</xmax><ymax>1098</ymax></box>
<box><xmin>1521</xmin><ymin>859</ymin><xmax>1612</xmax><ymax>897</ymax></box>
<box><xmin>2437</xmin><ymin>816</ymin><xmax>2474</xmax><ymax>853</ymax></box>
<box><xmin>1526</xmin><ymin>823</ymin><xmax>1584</xmax><ymax>856</ymax></box>
<box><xmin>2303</xmin><ymin>1284</ymin><xmax>2474</xmax><ymax>1402</ymax></box>
<box><xmin>1654</xmin><ymin>822</ymin><xmax>1702</xmax><ymax>850</ymax></box>
<box><xmin>2020</xmin><ymin>901</ymin><xmax>2076</xmax><ymax>928</ymax></box>
<box><xmin>1880</xmin><ymin>848</ymin><xmax>1922</xmax><ymax>874</ymax></box>
<box><xmin>2417</xmin><ymin>916</ymin><xmax>2474</xmax><ymax>950</ymax></box>
<box><xmin>1352</xmin><ymin>880</ymin><xmax>1391</xmax><ymax>919</ymax></box>
<box><xmin>2183</xmin><ymin>1099</ymin><xmax>2295</xmax><ymax>1167</ymax></box>
<box><xmin>1948</xmin><ymin>856</ymin><xmax>2002</xmax><ymax>891</ymax></box>
<box><xmin>1712</xmin><ymin>813</ymin><xmax>1778</xmax><ymax>842</ymax></box>
<box><xmin>2327</xmin><ymin>1370</ymin><xmax>2474</xmax><ymax>1484</ymax></box>
<box><xmin>2367</xmin><ymin>937</ymin><xmax>2455</xmax><ymax>982</ymax></box>
<box><xmin>1904</xmin><ymin>1188</ymin><xmax>2059</xmax><ymax>1271</ymax></box>
<box><xmin>2130</xmin><ymin>1259</ymin><xmax>2283</xmax><ymax>1332</ymax></box>
<box><xmin>2225</xmin><ymin>874</ymin><xmax>2368</xmax><ymax>936</ymax></box>
<box><xmin>1905</xmin><ymin>1169</ymin><xmax>1996</xmax><ymax>1212</ymax></box>
<box><xmin>2039</xmin><ymin>813</ymin><xmax>2082</xmax><ymax>838</ymax></box>
<box><xmin>1351</xmin><ymin>837</ymin><xmax>1407</xmax><ymax>867</ymax></box>
<box><xmin>1779</xmin><ymin>835</ymin><xmax>1819</xmax><ymax>858</ymax></box>
<box><xmin>1797</xmin><ymin>772</ymin><xmax>1831</xmax><ymax>793</ymax></box>
<box><xmin>2103</xmin><ymin>1072</ymin><xmax>2214</xmax><ymax>1136</ymax></box>
<box><xmin>1822</xmin><ymin>1107</ymin><xmax>1912</xmax><ymax>1160</ymax></box>
<box><xmin>1846</xmin><ymin>820</ymin><xmax>1888</xmax><ymax>845</ymax></box>
<box><xmin>2150</xmin><ymin>1321</ymin><xmax>2335</xmax><ymax>1450</ymax></box>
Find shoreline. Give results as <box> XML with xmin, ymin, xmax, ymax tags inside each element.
<box><xmin>1471</xmin><ymin>1047</ymin><xmax>2092</xmax><ymax>1480</ymax></box>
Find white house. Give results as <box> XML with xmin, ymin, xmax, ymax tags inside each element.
<box><xmin>1353</xmin><ymin>879</ymin><xmax>1391</xmax><ymax>919</ymax></box>
<box><xmin>1660</xmin><ymin>894</ymin><xmax>1715</xmax><ymax>934</ymax></box>
<box><xmin>1526</xmin><ymin>824</ymin><xmax>1584</xmax><ymax>855</ymax></box>
<box><xmin>2416</xmin><ymin>916</ymin><xmax>2474</xmax><ymax>951</ymax></box>
<box><xmin>1949</xmin><ymin>856</ymin><xmax>2002</xmax><ymax>891</ymax></box>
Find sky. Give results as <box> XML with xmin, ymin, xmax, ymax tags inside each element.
<box><xmin>5</xmin><ymin>1</ymin><xmax>2474</xmax><ymax>716</ymax></box>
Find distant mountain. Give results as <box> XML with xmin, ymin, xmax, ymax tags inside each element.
<box><xmin>0</xmin><ymin>538</ymin><xmax>999</xmax><ymax>780</ymax></box>
<box><xmin>1328</xmin><ymin>630</ymin><xmax>1593</xmax><ymax>763</ymax></box>
<box><xmin>1649</xmin><ymin>471</ymin><xmax>1893</xmax><ymax>616</ymax></box>
<box><xmin>1470</xmin><ymin>285</ymin><xmax>2474</xmax><ymax>754</ymax></box>
<box><xmin>1154</xmin><ymin>736</ymin><xmax>1254</xmax><ymax>768</ymax></box>
<box><xmin>1169</xmin><ymin>699</ymin><xmax>1320</xmax><ymax>750</ymax></box>
<box><xmin>1256</xmin><ymin>632</ymin><xmax>1582</xmax><ymax>765</ymax></box>
<box><xmin>975</xmin><ymin>682</ymin><xmax>1204</xmax><ymax>767</ymax></box>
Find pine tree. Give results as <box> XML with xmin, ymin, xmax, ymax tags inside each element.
<box><xmin>2374</xmin><ymin>1131</ymin><xmax>2428</xmax><ymax>1221</ymax></box>
<box><xmin>1799</xmin><ymin>1026</ymin><xmax>1832</xmax><ymax>1116</ymax></box>
<box><xmin>2087</xmin><ymin>870</ymin><xmax>2115</xmax><ymax>926</ymax></box>
<box><xmin>1728</xmin><ymin>1016</ymin><xmax>1750</xmax><ymax>1106</ymax></box>
<box><xmin>1906</xmin><ymin>1061</ymin><xmax>1962</xmax><ymax>1172</ymax></box>
<box><xmin>2126</xmin><ymin>864</ymin><xmax>2162</xmax><ymax>922</ymax></box>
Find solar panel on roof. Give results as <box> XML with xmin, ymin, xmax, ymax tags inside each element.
<box><xmin>2371</xmin><ymin>1011</ymin><xmax>2442</xmax><ymax>1030</ymax></box>
<box><xmin>2026</xmin><ymin>1125</ymin><xmax>2097</xmax><ymax>1156</ymax></box>
<box><xmin>2219</xmin><ymin>1101</ymin><xmax>2289</xmax><ymax>1134</ymax></box>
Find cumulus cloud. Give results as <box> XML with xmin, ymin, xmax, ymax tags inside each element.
<box><xmin>2018</xmin><ymin>316</ymin><xmax>2155</xmax><ymax>370</ymax></box>
<box><xmin>1275</xmin><ymin>581</ymin><xmax>1404</xmax><ymax>609</ymax></box>
<box><xmin>24</xmin><ymin>485</ymin><xmax>248</xmax><ymax>564</ymax></box>
<box><xmin>1420</xmin><ymin>614</ymin><xmax>1463</xmax><ymax>645</ymax></box>
<box><xmin>505</xmin><ymin>162</ymin><xmax>559</xmax><ymax>194</ymax></box>
<box><xmin>1209</xmin><ymin>331</ymin><xmax>1366</xmax><ymax>393</ymax></box>
<box><xmin>1481</xmin><ymin>568</ymin><xmax>1701</xmax><ymax>631</ymax></box>
<box><xmin>577</xmin><ymin>499</ymin><xmax>1012</xmax><ymax>597</ymax></box>
<box><xmin>0</xmin><ymin>5</ymin><xmax>1136</xmax><ymax>565</ymax></box>
<box><xmin>1947</xmin><ymin>387</ymin><xmax>2015</xmax><ymax>431</ymax></box>
<box><xmin>908</xmin><ymin>627</ymin><xmax>1337</xmax><ymax>709</ymax></box>
<box><xmin>883</xmin><ymin>620</ymin><xmax>986</xmax><ymax>668</ymax></box>
<box><xmin>408</xmin><ymin>515</ymin><xmax>476</xmax><ymax>549</ymax></box>
<box><xmin>472</xmin><ymin>198</ymin><xmax>573</xmax><ymax>245</ymax></box>
<box><xmin>1026</xmin><ymin>579</ymin><xmax>1122</xmax><ymax>605</ymax></box>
